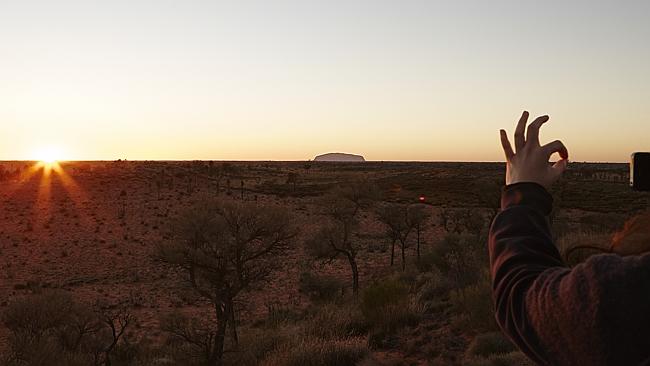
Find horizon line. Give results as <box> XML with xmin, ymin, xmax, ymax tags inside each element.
<box><xmin>0</xmin><ymin>159</ymin><xmax>631</xmax><ymax>164</ymax></box>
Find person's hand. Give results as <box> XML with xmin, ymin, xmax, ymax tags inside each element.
<box><xmin>499</xmin><ymin>111</ymin><xmax>569</xmax><ymax>189</ymax></box>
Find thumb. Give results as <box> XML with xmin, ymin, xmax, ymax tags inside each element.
<box><xmin>551</xmin><ymin>159</ymin><xmax>569</xmax><ymax>177</ymax></box>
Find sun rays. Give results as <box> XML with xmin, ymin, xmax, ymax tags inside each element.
<box><xmin>2</xmin><ymin>160</ymin><xmax>89</xmax><ymax>230</ymax></box>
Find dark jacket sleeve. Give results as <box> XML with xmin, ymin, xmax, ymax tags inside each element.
<box><xmin>489</xmin><ymin>182</ymin><xmax>650</xmax><ymax>366</ymax></box>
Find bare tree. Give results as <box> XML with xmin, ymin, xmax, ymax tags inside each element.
<box><xmin>94</xmin><ymin>305</ymin><xmax>132</xmax><ymax>366</ymax></box>
<box><xmin>408</xmin><ymin>204</ymin><xmax>431</xmax><ymax>261</ymax></box>
<box><xmin>160</xmin><ymin>312</ymin><xmax>218</xmax><ymax>364</ymax></box>
<box><xmin>376</xmin><ymin>203</ymin><xmax>415</xmax><ymax>270</ymax></box>
<box><xmin>207</xmin><ymin>162</ymin><xmax>224</xmax><ymax>196</ymax></box>
<box><xmin>306</xmin><ymin>181</ymin><xmax>378</xmax><ymax>295</ymax></box>
<box><xmin>1</xmin><ymin>291</ymin><xmax>133</xmax><ymax>366</ymax></box>
<box><xmin>156</xmin><ymin>200</ymin><xmax>296</xmax><ymax>366</ymax></box>
<box><xmin>307</xmin><ymin>198</ymin><xmax>361</xmax><ymax>295</ymax></box>
<box><xmin>286</xmin><ymin>172</ymin><xmax>298</xmax><ymax>192</ymax></box>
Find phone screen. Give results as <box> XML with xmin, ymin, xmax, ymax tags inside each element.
<box><xmin>631</xmin><ymin>152</ymin><xmax>650</xmax><ymax>191</ymax></box>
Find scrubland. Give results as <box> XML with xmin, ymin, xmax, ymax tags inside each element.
<box><xmin>0</xmin><ymin>160</ymin><xmax>644</xmax><ymax>365</ymax></box>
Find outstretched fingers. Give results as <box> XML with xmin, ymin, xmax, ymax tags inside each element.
<box><xmin>542</xmin><ymin>140</ymin><xmax>569</xmax><ymax>160</ymax></box>
<box><xmin>525</xmin><ymin>115</ymin><xmax>550</xmax><ymax>146</ymax></box>
<box><xmin>500</xmin><ymin>129</ymin><xmax>515</xmax><ymax>160</ymax></box>
<box><xmin>514</xmin><ymin>111</ymin><xmax>528</xmax><ymax>152</ymax></box>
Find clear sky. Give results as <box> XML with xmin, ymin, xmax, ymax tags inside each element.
<box><xmin>1</xmin><ymin>0</ymin><xmax>649</xmax><ymax>162</ymax></box>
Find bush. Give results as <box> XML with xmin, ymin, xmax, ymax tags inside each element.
<box><xmin>2</xmin><ymin>291</ymin><xmax>138</xmax><ymax>366</ymax></box>
<box><xmin>434</xmin><ymin>234</ymin><xmax>486</xmax><ymax>285</ymax></box>
<box><xmin>463</xmin><ymin>352</ymin><xmax>533</xmax><ymax>366</ymax></box>
<box><xmin>262</xmin><ymin>303</ymin><xmax>303</xmax><ymax>328</ymax></box>
<box><xmin>450</xmin><ymin>278</ymin><xmax>497</xmax><ymax>332</ymax></box>
<box><xmin>303</xmin><ymin>303</ymin><xmax>369</xmax><ymax>340</ymax></box>
<box><xmin>160</xmin><ymin>311</ymin><xmax>217</xmax><ymax>363</ymax></box>
<box><xmin>261</xmin><ymin>337</ymin><xmax>368</xmax><ymax>366</ymax></box>
<box><xmin>360</xmin><ymin>278</ymin><xmax>409</xmax><ymax>322</ymax></box>
<box><xmin>299</xmin><ymin>271</ymin><xmax>345</xmax><ymax>302</ymax></box>
<box><xmin>224</xmin><ymin>327</ymin><xmax>293</xmax><ymax>366</ymax></box>
<box><xmin>465</xmin><ymin>332</ymin><xmax>515</xmax><ymax>358</ymax></box>
<box><xmin>416</xmin><ymin>251</ymin><xmax>443</xmax><ymax>272</ymax></box>
<box><xmin>361</xmin><ymin>278</ymin><xmax>421</xmax><ymax>349</ymax></box>
<box><xmin>557</xmin><ymin>230</ymin><xmax>611</xmax><ymax>265</ymax></box>
<box><xmin>415</xmin><ymin>269</ymin><xmax>452</xmax><ymax>304</ymax></box>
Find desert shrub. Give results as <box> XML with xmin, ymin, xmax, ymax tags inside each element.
<box><xmin>463</xmin><ymin>352</ymin><xmax>533</xmax><ymax>366</ymax></box>
<box><xmin>360</xmin><ymin>278</ymin><xmax>409</xmax><ymax>322</ymax></box>
<box><xmin>227</xmin><ymin>302</ymin><xmax>369</xmax><ymax>366</ymax></box>
<box><xmin>261</xmin><ymin>337</ymin><xmax>368</xmax><ymax>366</ymax></box>
<box><xmin>557</xmin><ymin>230</ymin><xmax>611</xmax><ymax>265</ymax></box>
<box><xmin>160</xmin><ymin>311</ymin><xmax>218</xmax><ymax>364</ymax></box>
<box><xmin>361</xmin><ymin>278</ymin><xmax>421</xmax><ymax>348</ymax></box>
<box><xmin>450</xmin><ymin>278</ymin><xmax>497</xmax><ymax>332</ymax></box>
<box><xmin>299</xmin><ymin>271</ymin><xmax>345</xmax><ymax>302</ymax></box>
<box><xmin>303</xmin><ymin>303</ymin><xmax>369</xmax><ymax>340</ymax></box>
<box><xmin>2</xmin><ymin>290</ymin><xmax>136</xmax><ymax>366</ymax></box>
<box><xmin>415</xmin><ymin>269</ymin><xmax>452</xmax><ymax>302</ymax></box>
<box><xmin>434</xmin><ymin>233</ymin><xmax>486</xmax><ymax>290</ymax></box>
<box><xmin>415</xmin><ymin>251</ymin><xmax>442</xmax><ymax>272</ymax></box>
<box><xmin>465</xmin><ymin>332</ymin><xmax>515</xmax><ymax>358</ymax></box>
<box><xmin>578</xmin><ymin>212</ymin><xmax>627</xmax><ymax>233</ymax></box>
<box><xmin>262</xmin><ymin>303</ymin><xmax>303</xmax><ymax>328</ymax></box>
<box><xmin>224</xmin><ymin>327</ymin><xmax>293</xmax><ymax>366</ymax></box>
<box><xmin>112</xmin><ymin>340</ymin><xmax>163</xmax><ymax>366</ymax></box>
<box><xmin>357</xmin><ymin>356</ymin><xmax>409</xmax><ymax>366</ymax></box>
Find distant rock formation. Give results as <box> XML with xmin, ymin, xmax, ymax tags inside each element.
<box><xmin>313</xmin><ymin>153</ymin><xmax>366</xmax><ymax>162</ymax></box>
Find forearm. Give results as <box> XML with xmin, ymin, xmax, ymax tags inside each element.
<box><xmin>490</xmin><ymin>183</ymin><xmax>650</xmax><ymax>365</ymax></box>
<box><xmin>488</xmin><ymin>182</ymin><xmax>565</xmax><ymax>364</ymax></box>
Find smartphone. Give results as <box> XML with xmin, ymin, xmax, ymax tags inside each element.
<box><xmin>631</xmin><ymin>152</ymin><xmax>650</xmax><ymax>191</ymax></box>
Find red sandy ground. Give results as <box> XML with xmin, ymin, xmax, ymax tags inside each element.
<box><xmin>0</xmin><ymin>160</ymin><xmax>638</xmax><ymax>363</ymax></box>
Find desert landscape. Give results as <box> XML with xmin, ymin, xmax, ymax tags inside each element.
<box><xmin>0</xmin><ymin>160</ymin><xmax>646</xmax><ymax>366</ymax></box>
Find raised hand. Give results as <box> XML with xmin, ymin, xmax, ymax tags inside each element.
<box><xmin>499</xmin><ymin>111</ymin><xmax>569</xmax><ymax>188</ymax></box>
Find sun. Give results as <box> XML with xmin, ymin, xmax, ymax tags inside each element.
<box><xmin>34</xmin><ymin>147</ymin><xmax>65</xmax><ymax>166</ymax></box>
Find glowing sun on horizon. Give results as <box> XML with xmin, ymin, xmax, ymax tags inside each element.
<box><xmin>34</xmin><ymin>147</ymin><xmax>65</xmax><ymax>166</ymax></box>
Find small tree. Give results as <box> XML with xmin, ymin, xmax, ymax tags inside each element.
<box><xmin>286</xmin><ymin>172</ymin><xmax>298</xmax><ymax>192</ymax></box>
<box><xmin>306</xmin><ymin>181</ymin><xmax>378</xmax><ymax>295</ymax></box>
<box><xmin>94</xmin><ymin>304</ymin><xmax>132</xmax><ymax>366</ymax></box>
<box><xmin>1</xmin><ymin>291</ymin><xmax>133</xmax><ymax>366</ymax></box>
<box><xmin>160</xmin><ymin>312</ymin><xmax>218</xmax><ymax>364</ymax></box>
<box><xmin>434</xmin><ymin>233</ymin><xmax>485</xmax><ymax>292</ymax></box>
<box><xmin>207</xmin><ymin>162</ymin><xmax>224</xmax><ymax>196</ymax></box>
<box><xmin>376</xmin><ymin>203</ymin><xmax>415</xmax><ymax>270</ymax></box>
<box><xmin>156</xmin><ymin>200</ymin><xmax>296</xmax><ymax>366</ymax></box>
<box><xmin>409</xmin><ymin>204</ymin><xmax>431</xmax><ymax>261</ymax></box>
<box><xmin>307</xmin><ymin>199</ymin><xmax>361</xmax><ymax>295</ymax></box>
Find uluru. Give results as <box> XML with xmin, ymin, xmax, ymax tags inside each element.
<box><xmin>313</xmin><ymin>152</ymin><xmax>366</xmax><ymax>162</ymax></box>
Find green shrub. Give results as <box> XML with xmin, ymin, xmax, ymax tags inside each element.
<box><xmin>299</xmin><ymin>271</ymin><xmax>345</xmax><ymax>302</ymax></box>
<box><xmin>463</xmin><ymin>351</ymin><xmax>533</xmax><ymax>366</ymax></box>
<box><xmin>416</xmin><ymin>251</ymin><xmax>444</xmax><ymax>272</ymax></box>
<box><xmin>263</xmin><ymin>303</ymin><xmax>302</xmax><ymax>328</ymax></box>
<box><xmin>2</xmin><ymin>291</ymin><xmax>141</xmax><ymax>366</ymax></box>
<box><xmin>225</xmin><ymin>327</ymin><xmax>293</xmax><ymax>366</ymax></box>
<box><xmin>434</xmin><ymin>233</ymin><xmax>485</xmax><ymax>289</ymax></box>
<box><xmin>303</xmin><ymin>303</ymin><xmax>369</xmax><ymax>340</ymax></box>
<box><xmin>360</xmin><ymin>278</ymin><xmax>422</xmax><ymax>349</ymax></box>
<box><xmin>261</xmin><ymin>337</ymin><xmax>368</xmax><ymax>366</ymax></box>
<box><xmin>360</xmin><ymin>278</ymin><xmax>408</xmax><ymax>322</ymax></box>
<box><xmin>450</xmin><ymin>278</ymin><xmax>497</xmax><ymax>332</ymax></box>
<box><xmin>415</xmin><ymin>269</ymin><xmax>452</xmax><ymax>304</ymax></box>
<box><xmin>465</xmin><ymin>332</ymin><xmax>515</xmax><ymax>358</ymax></box>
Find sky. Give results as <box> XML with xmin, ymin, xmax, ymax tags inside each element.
<box><xmin>1</xmin><ymin>0</ymin><xmax>649</xmax><ymax>162</ymax></box>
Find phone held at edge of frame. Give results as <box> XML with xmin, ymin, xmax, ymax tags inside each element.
<box><xmin>631</xmin><ymin>152</ymin><xmax>650</xmax><ymax>191</ymax></box>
